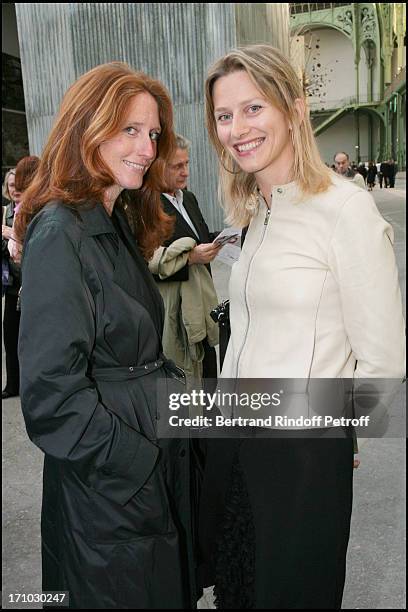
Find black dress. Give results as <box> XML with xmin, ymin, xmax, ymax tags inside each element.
<box><xmin>198</xmin><ymin>431</ymin><xmax>353</xmax><ymax>609</ymax></box>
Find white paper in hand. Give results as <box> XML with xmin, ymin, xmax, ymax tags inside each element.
<box><xmin>215</xmin><ymin>242</ymin><xmax>241</xmax><ymax>266</ymax></box>
<box><xmin>212</xmin><ymin>227</ymin><xmax>241</xmax><ymax>247</ymax></box>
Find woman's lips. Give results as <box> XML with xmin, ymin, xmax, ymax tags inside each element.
<box><xmin>233</xmin><ymin>137</ymin><xmax>265</xmax><ymax>156</ymax></box>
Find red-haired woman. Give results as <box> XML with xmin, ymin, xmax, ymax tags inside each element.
<box><xmin>15</xmin><ymin>63</ymin><xmax>195</xmax><ymax>609</ymax></box>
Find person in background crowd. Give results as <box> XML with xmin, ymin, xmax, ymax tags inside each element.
<box><xmin>357</xmin><ymin>162</ymin><xmax>368</xmax><ymax>184</ymax></box>
<box><xmin>2</xmin><ymin>168</ymin><xmax>21</xmax><ymax>399</ymax></box>
<box><xmin>2</xmin><ymin>169</ymin><xmax>15</xmax><ymax>208</ymax></box>
<box><xmin>334</xmin><ymin>151</ymin><xmax>366</xmax><ymax>189</ymax></box>
<box><xmin>199</xmin><ymin>43</ymin><xmax>405</xmax><ymax>609</ymax></box>
<box><xmin>367</xmin><ymin>161</ymin><xmax>377</xmax><ymax>191</ymax></box>
<box><xmin>150</xmin><ymin>134</ymin><xmax>220</xmax><ymax>390</ymax></box>
<box><xmin>388</xmin><ymin>158</ymin><xmax>397</xmax><ymax>188</ymax></box>
<box><xmin>376</xmin><ymin>161</ymin><xmax>384</xmax><ymax>188</ymax></box>
<box><xmin>8</xmin><ymin>156</ymin><xmax>41</xmax><ymax>263</ymax></box>
<box><xmin>2</xmin><ymin>169</ymin><xmax>18</xmax><ymax>241</ymax></box>
<box><xmin>380</xmin><ymin>159</ymin><xmax>390</xmax><ymax>188</ymax></box>
<box><xmin>14</xmin><ymin>62</ymin><xmax>195</xmax><ymax>609</ymax></box>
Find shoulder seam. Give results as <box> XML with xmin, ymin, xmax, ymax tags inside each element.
<box><xmin>326</xmin><ymin>189</ymin><xmax>372</xmax><ymax>256</ymax></box>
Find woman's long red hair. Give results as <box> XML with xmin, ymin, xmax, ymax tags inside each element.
<box><xmin>15</xmin><ymin>62</ymin><xmax>175</xmax><ymax>259</ymax></box>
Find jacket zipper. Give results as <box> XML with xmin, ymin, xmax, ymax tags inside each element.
<box><xmin>235</xmin><ymin>202</ymin><xmax>271</xmax><ymax>378</ymax></box>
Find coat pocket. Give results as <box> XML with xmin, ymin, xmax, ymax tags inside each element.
<box><xmin>86</xmin><ymin>464</ymin><xmax>175</xmax><ymax>543</ymax></box>
<box><xmin>125</xmin><ymin>382</ymin><xmax>158</xmax><ymax>440</ymax></box>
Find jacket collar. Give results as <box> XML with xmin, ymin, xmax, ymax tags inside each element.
<box><xmin>77</xmin><ymin>202</ymin><xmax>116</xmax><ymax>236</ymax></box>
<box><xmin>160</xmin><ymin>191</ymin><xmax>206</xmax><ymax>243</ymax></box>
<box><xmin>162</xmin><ymin>189</ymin><xmax>184</xmax><ymax>206</ymax></box>
<box><xmin>271</xmin><ymin>180</ymin><xmax>299</xmax><ymax>198</ymax></box>
<box><xmin>256</xmin><ymin>181</ymin><xmax>301</xmax><ymax>209</ymax></box>
<box><xmin>160</xmin><ymin>193</ymin><xmax>200</xmax><ymax>240</ymax></box>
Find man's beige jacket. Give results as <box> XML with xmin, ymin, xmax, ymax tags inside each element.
<box><xmin>149</xmin><ymin>238</ymin><xmax>219</xmax><ymax>384</ymax></box>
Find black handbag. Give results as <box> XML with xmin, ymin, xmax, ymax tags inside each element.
<box><xmin>210</xmin><ymin>226</ymin><xmax>248</xmax><ymax>370</ymax></box>
<box><xmin>210</xmin><ymin>300</ymin><xmax>230</xmax><ymax>369</ymax></box>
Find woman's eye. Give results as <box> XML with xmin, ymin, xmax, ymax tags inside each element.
<box><xmin>150</xmin><ymin>131</ymin><xmax>161</xmax><ymax>141</ymax></box>
<box><xmin>248</xmin><ymin>105</ymin><xmax>262</xmax><ymax>113</ymax></box>
<box><xmin>125</xmin><ymin>126</ymin><xmax>137</xmax><ymax>135</ymax></box>
<box><xmin>217</xmin><ymin>113</ymin><xmax>232</xmax><ymax>123</ymax></box>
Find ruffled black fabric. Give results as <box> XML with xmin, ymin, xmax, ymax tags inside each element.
<box><xmin>213</xmin><ymin>454</ymin><xmax>256</xmax><ymax>609</ymax></box>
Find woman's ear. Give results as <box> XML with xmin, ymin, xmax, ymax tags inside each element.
<box><xmin>294</xmin><ymin>98</ymin><xmax>306</xmax><ymax>125</ymax></box>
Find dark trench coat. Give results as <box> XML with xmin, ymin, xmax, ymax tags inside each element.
<box><xmin>18</xmin><ymin>201</ymin><xmax>195</xmax><ymax>609</ymax></box>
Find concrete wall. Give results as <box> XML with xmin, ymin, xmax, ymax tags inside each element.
<box><xmin>14</xmin><ymin>2</ymin><xmax>290</xmax><ymax>231</ymax></box>
<box><xmin>316</xmin><ymin>112</ymin><xmax>380</xmax><ymax>164</ymax></box>
<box><xmin>304</xmin><ymin>28</ymin><xmax>355</xmax><ymax>110</ymax></box>
<box><xmin>300</xmin><ymin>24</ymin><xmax>383</xmax><ymax>164</ymax></box>
<box><xmin>236</xmin><ymin>3</ymin><xmax>289</xmax><ymax>53</ymax></box>
<box><xmin>303</xmin><ymin>25</ymin><xmax>382</xmax><ymax>110</ymax></box>
<box><xmin>2</xmin><ymin>3</ymin><xmax>20</xmax><ymax>57</ymax></box>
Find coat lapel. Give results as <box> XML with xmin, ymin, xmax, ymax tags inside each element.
<box><xmin>161</xmin><ymin>195</ymin><xmax>200</xmax><ymax>242</ymax></box>
<box><xmin>79</xmin><ymin>202</ymin><xmax>164</xmax><ymax>336</ymax></box>
<box><xmin>181</xmin><ymin>193</ymin><xmax>205</xmax><ymax>241</ymax></box>
<box><xmin>112</xmin><ymin>207</ymin><xmax>164</xmax><ymax>335</ymax></box>
<box><xmin>112</xmin><ymin>238</ymin><xmax>145</xmax><ymax>302</ymax></box>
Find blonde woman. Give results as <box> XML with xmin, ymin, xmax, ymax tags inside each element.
<box><xmin>198</xmin><ymin>45</ymin><xmax>405</xmax><ymax>609</ymax></box>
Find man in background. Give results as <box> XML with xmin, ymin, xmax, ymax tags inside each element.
<box><xmin>380</xmin><ymin>160</ymin><xmax>390</xmax><ymax>188</ymax></box>
<box><xmin>387</xmin><ymin>159</ymin><xmax>397</xmax><ymax>188</ymax></box>
<box><xmin>357</xmin><ymin>162</ymin><xmax>368</xmax><ymax>185</ymax></box>
<box><xmin>334</xmin><ymin>151</ymin><xmax>366</xmax><ymax>189</ymax></box>
<box><xmin>152</xmin><ymin>134</ymin><xmax>220</xmax><ymax>387</ymax></box>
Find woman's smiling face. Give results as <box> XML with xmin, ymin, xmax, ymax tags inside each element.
<box><xmin>213</xmin><ymin>70</ymin><xmax>294</xmax><ymax>179</ymax></box>
<box><xmin>98</xmin><ymin>91</ymin><xmax>161</xmax><ymax>191</ymax></box>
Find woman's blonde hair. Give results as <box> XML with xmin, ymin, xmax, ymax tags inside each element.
<box><xmin>2</xmin><ymin>169</ymin><xmax>16</xmax><ymax>201</ymax></box>
<box><xmin>15</xmin><ymin>62</ymin><xmax>176</xmax><ymax>259</ymax></box>
<box><xmin>205</xmin><ymin>44</ymin><xmax>333</xmax><ymax>226</ymax></box>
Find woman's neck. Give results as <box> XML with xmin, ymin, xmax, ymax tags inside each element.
<box><xmin>103</xmin><ymin>185</ymin><xmax>123</xmax><ymax>216</ymax></box>
<box><xmin>255</xmin><ymin>144</ymin><xmax>295</xmax><ymax>204</ymax></box>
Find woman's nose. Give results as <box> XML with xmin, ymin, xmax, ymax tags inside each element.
<box><xmin>137</xmin><ymin>134</ymin><xmax>156</xmax><ymax>161</ymax></box>
<box><xmin>231</xmin><ymin>113</ymin><xmax>250</xmax><ymax>140</ymax></box>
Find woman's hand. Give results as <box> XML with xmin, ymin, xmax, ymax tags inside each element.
<box><xmin>188</xmin><ymin>242</ymin><xmax>222</xmax><ymax>265</ymax></box>
<box><xmin>2</xmin><ymin>225</ymin><xmax>13</xmax><ymax>240</ymax></box>
<box><xmin>8</xmin><ymin>238</ymin><xmax>22</xmax><ymax>264</ymax></box>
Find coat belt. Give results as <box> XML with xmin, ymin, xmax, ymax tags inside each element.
<box><xmin>90</xmin><ymin>356</ymin><xmax>185</xmax><ymax>383</ymax></box>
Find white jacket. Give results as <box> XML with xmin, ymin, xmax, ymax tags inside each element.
<box><xmin>221</xmin><ymin>175</ymin><xmax>405</xmax><ymax>381</ymax></box>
